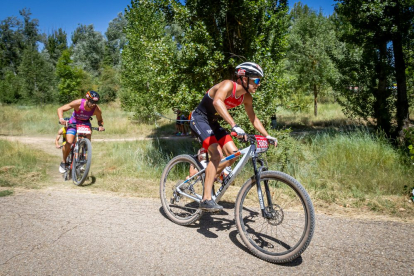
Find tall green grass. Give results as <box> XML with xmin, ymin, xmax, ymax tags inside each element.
<box><xmin>89</xmin><ymin>128</ymin><xmax>413</xmax><ymax>197</ymax></box>
<box><xmin>0</xmin><ymin>101</ymin><xmax>175</xmax><ymax>137</ymax></box>
<box><xmin>276</xmin><ymin>102</ymin><xmax>356</xmax><ymax>129</ymax></box>
<box><xmin>296</xmin><ymin>130</ymin><xmax>413</xmax><ymax>196</ymax></box>
<box><xmin>83</xmin><ymin>128</ymin><xmax>414</xmax><ymax>217</ymax></box>
<box><xmin>85</xmin><ymin>139</ymin><xmax>198</xmax><ymax>195</ymax></box>
<box><xmin>0</xmin><ymin>140</ymin><xmax>51</xmax><ymax>188</ymax></box>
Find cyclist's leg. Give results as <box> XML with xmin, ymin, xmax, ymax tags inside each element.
<box><xmin>189</xmin><ymin>112</ymin><xmax>223</xmax><ymax>207</ymax></box>
<box><xmin>204</xmin><ymin>143</ymin><xmax>223</xmax><ymax>200</ymax></box>
<box><xmin>214</xmin><ymin>129</ymin><xmax>238</xmax><ymax>175</ymax></box>
<box><xmin>63</xmin><ymin>133</ymin><xmax>75</xmax><ymax>163</ymax></box>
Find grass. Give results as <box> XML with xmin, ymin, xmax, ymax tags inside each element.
<box><xmin>79</xmin><ymin>129</ymin><xmax>414</xmax><ymax>220</ymax></box>
<box><xmin>293</xmin><ymin>130</ymin><xmax>414</xmax><ymax>218</ymax></box>
<box><xmin>1</xmin><ymin>102</ymin><xmax>413</xmax><ymax>221</ymax></box>
<box><xmin>0</xmin><ymin>139</ymin><xmax>52</xmax><ymax>188</ymax></box>
<box><xmin>0</xmin><ymin>190</ymin><xmax>13</xmax><ymax>197</ymax></box>
<box><xmin>0</xmin><ymin>100</ymin><xmax>175</xmax><ymax>137</ymax></box>
<box><xmin>275</xmin><ymin>102</ymin><xmax>356</xmax><ymax>130</ymax></box>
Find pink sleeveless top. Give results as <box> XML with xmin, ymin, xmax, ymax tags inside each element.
<box><xmin>69</xmin><ymin>99</ymin><xmax>96</xmax><ymax>123</ymax></box>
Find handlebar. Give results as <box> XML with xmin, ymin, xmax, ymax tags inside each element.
<box><xmin>230</xmin><ymin>132</ymin><xmax>276</xmax><ymax>145</ymax></box>
<box><xmin>58</xmin><ymin>119</ymin><xmax>104</xmax><ymax>131</ymax></box>
<box><xmin>66</xmin><ymin>123</ymin><xmax>101</xmax><ymax>131</ymax></box>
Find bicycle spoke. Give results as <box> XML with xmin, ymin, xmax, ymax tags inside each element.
<box><xmin>160</xmin><ymin>155</ymin><xmax>204</xmax><ymax>225</ymax></box>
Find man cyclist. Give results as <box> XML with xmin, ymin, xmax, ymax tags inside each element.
<box><xmin>55</xmin><ymin>125</ymin><xmax>67</xmax><ymax>149</ymax></box>
<box><xmin>190</xmin><ymin>62</ymin><xmax>277</xmax><ymax>212</ymax></box>
<box><xmin>57</xmin><ymin>91</ymin><xmax>105</xmax><ymax>173</ymax></box>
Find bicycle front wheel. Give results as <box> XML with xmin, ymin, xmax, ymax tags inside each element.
<box><xmin>72</xmin><ymin>138</ymin><xmax>92</xmax><ymax>186</ymax></box>
<box><xmin>235</xmin><ymin>171</ymin><xmax>315</xmax><ymax>263</ymax></box>
<box><xmin>64</xmin><ymin>150</ymin><xmax>73</xmax><ymax>181</ymax></box>
<box><xmin>160</xmin><ymin>154</ymin><xmax>204</xmax><ymax>225</ymax></box>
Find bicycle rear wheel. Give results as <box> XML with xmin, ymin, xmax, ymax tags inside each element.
<box><xmin>160</xmin><ymin>154</ymin><xmax>204</xmax><ymax>225</ymax></box>
<box><xmin>235</xmin><ymin>171</ymin><xmax>315</xmax><ymax>263</ymax></box>
<box><xmin>72</xmin><ymin>138</ymin><xmax>92</xmax><ymax>186</ymax></box>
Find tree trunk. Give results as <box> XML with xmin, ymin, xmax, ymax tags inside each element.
<box><xmin>313</xmin><ymin>83</ymin><xmax>318</xmax><ymax>117</ymax></box>
<box><xmin>373</xmin><ymin>40</ymin><xmax>392</xmax><ymax>136</ymax></box>
<box><xmin>391</xmin><ymin>2</ymin><xmax>409</xmax><ymax>137</ymax></box>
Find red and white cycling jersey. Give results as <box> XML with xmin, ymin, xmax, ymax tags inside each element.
<box><xmin>196</xmin><ymin>81</ymin><xmax>244</xmax><ymax>121</ymax></box>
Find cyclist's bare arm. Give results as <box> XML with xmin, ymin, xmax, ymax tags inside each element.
<box><xmin>243</xmin><ymin>93</ymin><xmax>270</xmax><ymax>137</ymax></box>
<box><xmin>212</xmin><ymin>80</ymin><xmax>238</xmax><ymax>127</ymax></box>
<box><xmin>55</xmin><ymin>128</ymin><xmax>63</xmax><ymax>148</ymax></box>
<box><xmin>57</xmin><ymin>99</ymin><xmax>82</xmax><ymax>125</ymax></box>
<box><xmin>93</xmin><ymin>105</ymin><xmax>105</xmax><ymax>131</ymax></box>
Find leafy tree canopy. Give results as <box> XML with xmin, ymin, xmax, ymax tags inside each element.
<box><xmin>121</xmin><ymin>0</ymin><xmax>290</xmax><ymax>131</ymax></box>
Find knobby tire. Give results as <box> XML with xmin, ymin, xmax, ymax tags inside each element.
<box><xmin>234</xmin><ymin>171</ymin><xmax>315</xmax><ymax>263</ymax></box>
<box><xmin>72</xmin><ymin>138</ymin><xmax>92</xmax><ymax>186</ymax></box>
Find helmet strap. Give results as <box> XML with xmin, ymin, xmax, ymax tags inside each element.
<box><xmin>239</xmin><ymin>76</ymin><xmax>251</xmax><ymax>94</ymax></box>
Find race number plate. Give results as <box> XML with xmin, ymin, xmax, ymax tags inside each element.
<box><xmin>254</xmin><ymin>135</ymin><xmax>269</xmax><ymax>153</ymax></box>
<box><xmin>77</xmin><ymin>124</ymin><xmax>91</xmax><ymax>134</ymax></box>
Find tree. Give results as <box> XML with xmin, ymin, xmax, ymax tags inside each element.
<box><xmin>121</xmin><ymin>0</ymin><xmax>290</xmax><ymax>129</ymax></box>
<box><xmin>0</xmin><ymin>16</ymin><xmax>24</xmax><ymax>75</ymax></box>
<box><xmin>18</xmin><ymin>47</ymin><xmax>56</xmax><ymax>104</ymax></box>
<box><xmin>7</xmin><ymin>8</ymin><xmax>56</xmax><ymax>104</ymax></box>
<box><xmin>56</xmin><ymin>49</ymin><xmax>85</xmax><ymax>103</ymax></box>
<box><xmin>104</xmin><ymin>12</ymin><xmax>127</xmax><ymax>68</ymax></box>
<box><xmin>19</xmin><ymin>8</ymin><xmax>41</xmax><ymax>50</ymax></box>
<box><xmin>171</xmin><ymin>0</ymin><xmax>289</xmax><ymax>130</ymax></box>
<box><xmin>0</xmin><ymin>70</ymin><xmax>22</xmax><ymax>103</ymax></box>
<box><xmin>287</xmin><ymin>3</ymin><xmax>338</xmax><ymax>116</ymax></box>
<box><xmin>121</xmin><ymin>0</ymin><xmax>177</xmax><ymax>120</ymax></box>
<box><xmin>71</xmin><ymin>24</ymin><xmax>105</xmax><ymax>75</ymax></box>
<box><xmin>44</xmin><ymin>28</ymin><xmax>67</xmax><ymax>65</ymax></box>
<box><xmin>99</xmin><ymin>66</ymin><xmax>120</xmax><ymax>102</ymax></box>
<box><xmin>333</xmin><ymin>0</ymin><xmax>414</xmax><ymax>137</ymax></box>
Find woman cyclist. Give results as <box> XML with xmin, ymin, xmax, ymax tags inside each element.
<box><xmin>190</xmin><ymin>62</ymin><xmax>277</xmax><ymax>212</ymax></box>
<box><xmin>57</xmin><ymin>91</ymin><xmax>105</xmax><ymax>173</ymax></box>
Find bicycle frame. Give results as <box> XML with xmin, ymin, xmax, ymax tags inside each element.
<box><xmin>68</xmin><ymin>124</ymin><xmax>90</xmax><ymax>160</ymax></box>
<box><xmin>175</xmin><ymin>136</ymin><xmax>274</xmax><ymax>218</ymax></box>
<box><xmin>63</xmin><ymin>122</ymin><xmax>99</xmax><ymax>179</ymax></box>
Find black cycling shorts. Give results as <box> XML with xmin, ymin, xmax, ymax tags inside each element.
<box><xmin>190</xmin><ymin>109</ymin><xmax>232</xmax><ymax>150</ymax></box>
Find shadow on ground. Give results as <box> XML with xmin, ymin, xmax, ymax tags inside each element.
<box><xmin>158</xmin><ymin>202</ymin><xmax>303</xmax><ymax>267</ymax></box>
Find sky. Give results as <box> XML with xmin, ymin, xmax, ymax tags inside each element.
<box><xmin>1</xmin><ymin>0</ymin><xmax>336</xmax><ymax>39</ymax></box>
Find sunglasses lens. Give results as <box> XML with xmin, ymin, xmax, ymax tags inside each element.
<box><xmin>254</xmin><ymin>78</ymin><xmax>261</xmax><ymax>84</ymax></box>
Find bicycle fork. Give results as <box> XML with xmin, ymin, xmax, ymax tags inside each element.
<box><xmin>252</xmin><ymin>157</ymin><xmax>274</xmax><ymax>219</ymax></box>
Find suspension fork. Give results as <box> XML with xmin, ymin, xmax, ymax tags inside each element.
<box><xmin>257</xmin><ymin>158</ymin><xmax>273</xmax><ymax>208</ymax></box>
<box><xmin>252</xmin><ymin>157</ymin><xmax>267</xmax><ymax>218</ymax></box>
<box><xmin>253</xmin><ymin>157</ymin><xmax>273</xmax><ymax>219</ymax></box>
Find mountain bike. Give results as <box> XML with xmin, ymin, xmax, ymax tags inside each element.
<box><xmin>60</xmin><ymin>120</ymin><xmax>101</xmax><ymax>185</ymax></box>
<box><xmin>160</xmin><ymin>134</ymin><xmax>315</xmax><ymax>263</ymax></box>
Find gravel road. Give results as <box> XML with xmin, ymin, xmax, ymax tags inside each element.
<box><xmin>1</xmin><ymin>188</ymin><xmax>413</xmax><ymax>276</ymax></box>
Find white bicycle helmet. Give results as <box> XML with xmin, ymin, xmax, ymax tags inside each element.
<box><xmin>235</xmin><ymin>62</ymin><xmax>264</xmax><ymax>78</ymax></box>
